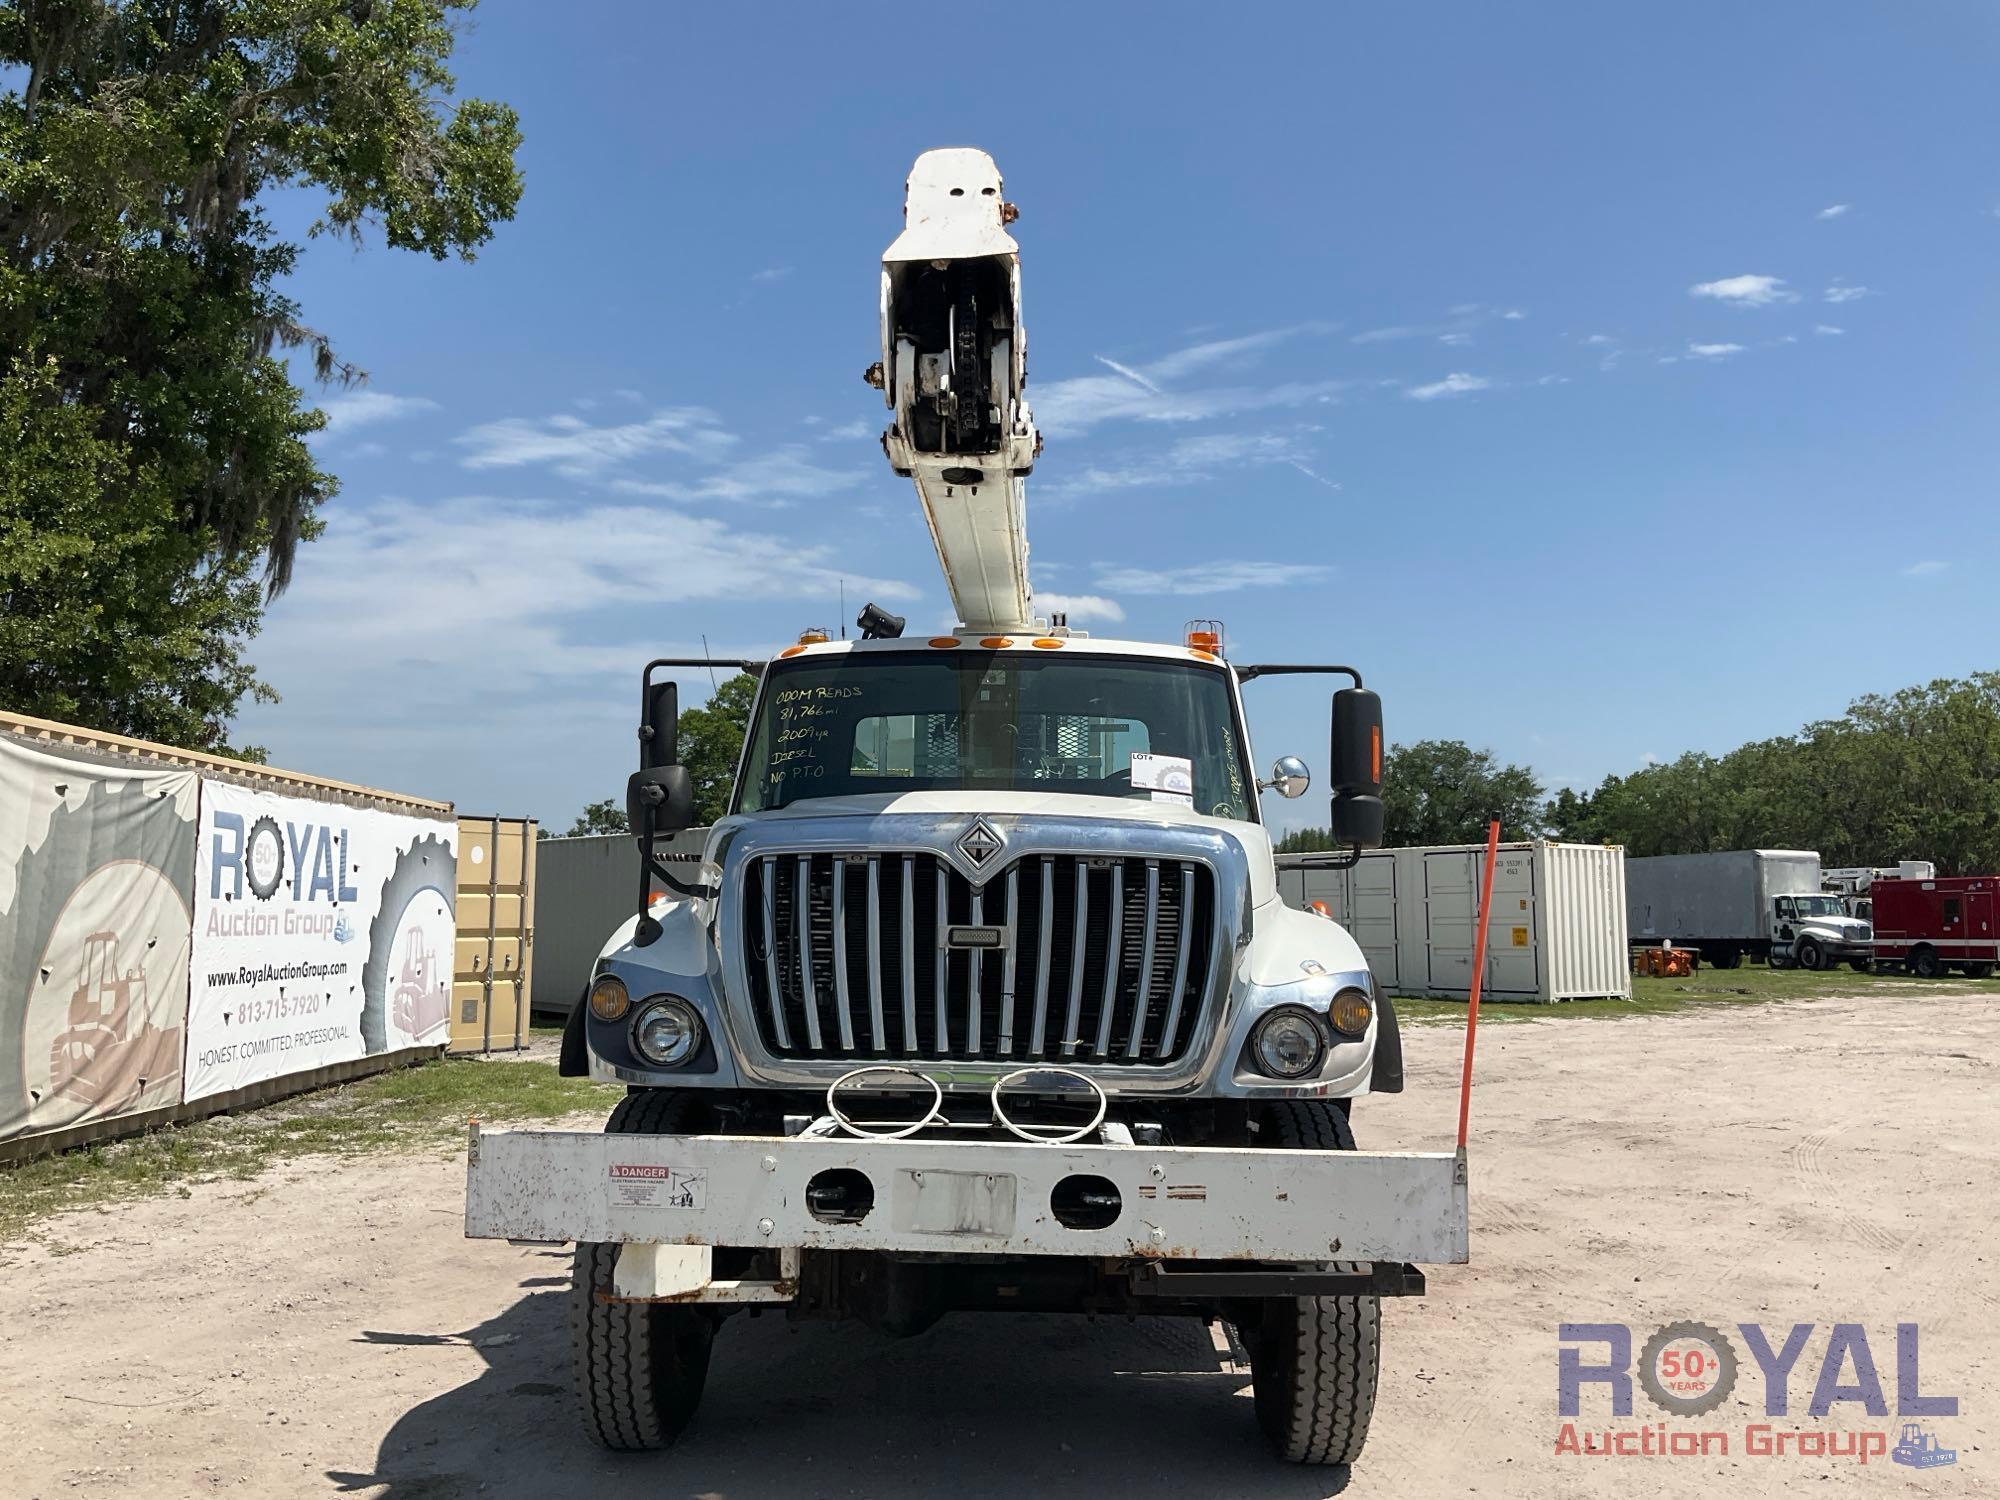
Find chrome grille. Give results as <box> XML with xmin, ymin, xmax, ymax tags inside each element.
<box><xmin>742</xmin><ymin>852</ymin><xmax>1216</xmax><ymax>1065</ymax></box>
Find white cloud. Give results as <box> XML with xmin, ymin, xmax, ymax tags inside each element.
<box><xmin>1689</xmin><ymin>274</ymin><xmax>1798</xmax><ymax>307</ymax></box>
<box><xmin>751</xmin><ymin>266</ymin><xmax>793</xmax><ymax>283</ymax></box>
<box><xmin>1094</xmin><ymin>560</ymin><xmax>1330</xmax><ymax>593</ymax></box>
<box><xmin>455</xmin><ymin>407</ymin><xmax>738</xmax><ymax>476</ymax></box>
<box><xmin>236</xmin><ymin>495</ymin><xmax>920</xmax><ymax>815</ymax></box>
<box><xmin>1685</xmin><ymin>342</ymin><xmax>1746</xmax><ymax>359</ymax></box>
<box><xmin>1092</xmin><ymin>355</ymin><xmax>1162</xmax><ymax>394</ymax></box>
<box><xmin>1816</xmin><ymin>204</ymin><xmax>1851</xmax><ymax>220</ymax></box>
<box><xmin>1823</xmin><ymin>283</ymin><xmax>1871</xmax><ymax>304</ymax></box>
<box><xmin>1501</xmin><ymin>309</ymin><xmax>1527</xmax><ymax>320</ymax></box>
<box><xmin>1037</xmin><ymin>324</ymin><xmax>1346</xmax><ymax>437</ymax></box>
<box><xmin>1042</xmin><ymin>430</ymin><xmax>1335</xmax><ymax>500</ymax></box>
<box><xmin>1351</xmin><ymin>324</ymin><xmax>1425</xmax><ymax>344</ymax></box>
<box><xmin>1815</xmin><ymin>324</ymin><xmax>1845</xmax><ymax>336</ymax></box>
<box><xmin>1901</xmin><ymin>560</ymin><xmax>1947</xmax><ymax>577</ymax></box>
<box><xmin>815</xmin><ymin>419</ymin><xmax>875</xmax><ymax>442</ymax></box>
<box><xmin>313</xmin><ymin>390</ymin><xmax>439</xmax><ymax>440</ymax></box>
<box><xmin>610</xmin><ymin>447</ymin><xmax>866</xmax><ymax>506</ymax></box>
<box><xmin>1438</xmin><ymin>332</ymin><xmax>1472</xmax><ymax>347</ymax></box>
<box><xmin>1581</xmin><ymin>333</ymin><xmax>1616</xmax><ymax>346</ymax></box>
<box><xmin>1031</xmin><ymin>591</ymin><xmax>1125</xmax><ymax>625</ymax></box>
<box><xmin>1406</xmin><ymin>372</ymin><xmax>1491</xmax><ymax>400</ymax></box>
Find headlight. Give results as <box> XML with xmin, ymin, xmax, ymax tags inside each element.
<box><xmin>588</xmin><ymin>974</ymin><xmax>629</xmax><ymax>1022</ymax></box>
<box><xmin>630</xmin><ymin>996</ymin><xmax>703</xmax><ymax>1067</ymax></box>
<box><xmin>1250</xmin><ymin>1007</ymin><xmax>1326</xmax><ymax>1079</ymax></box>
<box><xmin>1329</xmin><ymin>986</ymin><xmax>1373</xmax><ymax>1037</ymax></box>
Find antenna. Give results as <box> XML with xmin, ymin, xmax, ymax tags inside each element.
<box><xmin>840</xmin><ymin>578</ymin><xmax>847</xmax><ymax>638</ymax></box>
<box><xmin>700</xmin><ymin>635</ymin><xmax>719</xmax><ymax>691</ymax></box>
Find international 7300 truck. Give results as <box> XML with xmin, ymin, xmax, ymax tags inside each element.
<box><xmin>462</xmin><ymin>148</ymin><xmax>1471</xmax><ymax>1470</ymax></box>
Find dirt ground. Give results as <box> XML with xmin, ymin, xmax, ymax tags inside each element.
<box><xmin>2</xmin><ymin>991</ymin><xmax>1993</xmax><ymax>1499</ymax></box>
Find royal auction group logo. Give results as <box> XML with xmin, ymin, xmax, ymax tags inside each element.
<box><xmin>1557</xmin><ymin>1321</ymin><xmax>1958</xmax><ymax>1468</ymax></box>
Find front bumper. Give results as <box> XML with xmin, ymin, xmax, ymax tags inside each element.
<box><xmin>464</xmin><ymin>1124</ymin><xmax>1468</xmax><ymax>1265</ymax></box>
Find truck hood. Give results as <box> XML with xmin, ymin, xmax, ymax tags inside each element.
<box><xmin>711</xmin><ymin>791</ymin><xmax>1279</xmax><ymax>909</ymax></box>
<box><xmin>1801</xmin><ymin>917</ymin><xmax>1873</xmax><ymax>942</ymax></box>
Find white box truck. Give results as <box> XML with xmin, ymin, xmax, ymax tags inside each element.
<box><xmin>1625</xmin><ymin>849</ymin><xmax>1872</xmax><ymax>970</ymax></box>
<box><xmin>1277</xmin><ymin>840</ymin><xmax>1629</xmax><ymax>1002</ymax></box>
<box><xmin>462</xmin><ymin>149</ymin><xmax>1473</xmax><ymax>1472</ymax></box>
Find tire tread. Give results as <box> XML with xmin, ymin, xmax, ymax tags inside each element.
<box><xmin>573</xmin><ymin>1092</ymin><xmax>709</xmax><ymax>1451</ymax></box>
<box><xmin>1249</xmin><ymin>1101</ymin><xmax>1381</xmax><ymax>1467</ymax></box>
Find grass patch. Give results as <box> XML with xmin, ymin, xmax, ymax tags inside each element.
<box><xmin>1394</xmin><ymin>963</ymin><xmax>2000</xmax><ymax>1025</ymax></box>
<box><xmin>0</xmin><ymin>1056</ymin><xmax>620</xmax><ymax>1243</ymax></box>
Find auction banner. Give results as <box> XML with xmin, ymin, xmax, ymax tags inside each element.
<box><xmin>0</xmin><ymin>736</ymin><xmax>198</xmax><ymax>1142</ymax></box>
<box><xmin>185</xmin><ymin>780</ymin><xmax>456</xmax><ymax>1102</ymax></box>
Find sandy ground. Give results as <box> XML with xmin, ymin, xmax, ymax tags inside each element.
<box><xmin>2</xmin><ymin>991</ymin><xmax>1993</xmax><ymax>1499</ymax></box>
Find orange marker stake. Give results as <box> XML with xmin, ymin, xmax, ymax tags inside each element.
<box><xmin>1456</xmin><ymin>818</ymin><xmax>1501</xmax><ymax>1150</ymax></box>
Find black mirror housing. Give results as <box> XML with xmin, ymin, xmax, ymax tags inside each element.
<box><xmin>628</xmin><ymin>765</ymin><xmax>697</xmax><ymax>837</ymax></box>
<box><xmin>1330</xmin><ymin>686</ymin><xmax>1385</xmax><ymax>850</ymax></box>
<box><xmin>641</xmin><ymin>679</ymin><xmax>679</xmax><ymax>770</ymax></box>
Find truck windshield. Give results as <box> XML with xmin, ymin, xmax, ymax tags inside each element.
<box><xmin>1784</xmin><ymin>896</ymin><xmax>1847</xmax><ymax>917</ymax></box>
<box><xmin>736</xmin><ymin>651</ymin><xmax>1255</xmax><ymax>819</ymax></box>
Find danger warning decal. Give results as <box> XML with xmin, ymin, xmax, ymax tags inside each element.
<box><xmin>608</xmin><ymin>1162</ymin><xmax>706</xmax><ymax>1209</ymax></box>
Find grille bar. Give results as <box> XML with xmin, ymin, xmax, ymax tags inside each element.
<box><xmin>744</xmin><ymin>851</ymin><xmax>1215</xmax><ymax>1068</ymax></box>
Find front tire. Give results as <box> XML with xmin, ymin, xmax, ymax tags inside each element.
<box><xmin>1910</xmin><ymin>946</ymin><xmax>1942</xmax><ymax>979</ymax></box>
<box><xmin>1242</xmin><ymin>1102</ymin><xmax>1380</xmax><ymax>1466</ymax></box>
<box><xmin>1795</xmin><ymin>936</ymin><xmax>1825</xmax><ymax>971</ymax></box>
<box><xmin>573</xmin><ymin>1092</ymin><xmax>715</xmax><ymax>1451</ymax></box>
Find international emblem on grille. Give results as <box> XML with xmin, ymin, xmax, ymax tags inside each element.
<box><xmin>956</xmin><ymin>818</ymin><xmax>1004</xmax><ymax>868</ymax></box>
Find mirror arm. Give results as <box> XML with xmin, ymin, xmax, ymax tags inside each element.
<box><xmin>1236</xmin><ymin>663</ymin><xmax>1364</xmax><ymax>688</ymax></box>
<box><xmin>1286</xmin><ymin>845</ymin><xmax>1362</xmax><ymax>871</ymax></box>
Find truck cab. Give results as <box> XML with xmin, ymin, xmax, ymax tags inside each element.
<box><xmin>1770</xmin><ymin>891</ymin><xmax>1873</xmax><ymax>971</ymax></box>
<box><xmin>588</xmin><ymin>633</ymin><xmax>1392</xmax><ymax>1102</ymax></box>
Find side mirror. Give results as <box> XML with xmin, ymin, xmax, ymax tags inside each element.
<box><xmin>628</xmin><ymin>765</ymin><xmax>696</xmax><ymax>837</ymax></box>
<box><xmin>640</xmin><ymin>679</ymin><xmax>679</xmax><ymax>771</ymax></box>
<box><xmin>1330</xmin><ymin>686</ymin><xmax>1385</xmax><ymax>849</ymax></box>
<box><xmin>1263</xmin><ymin>756</ymin><xmax>1311</xmax><ymax>798</ymax></box>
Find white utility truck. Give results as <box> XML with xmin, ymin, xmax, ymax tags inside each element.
<box><xmin>464</xmin><ymin>148</ymin><xmax>1471</xmax><ymax>1469</ymax></box>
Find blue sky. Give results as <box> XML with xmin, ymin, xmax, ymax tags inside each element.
<box><xmin>237</xmin><ymin>3</ymin><xmax>2000</xmax><ymax>836</ymax></box>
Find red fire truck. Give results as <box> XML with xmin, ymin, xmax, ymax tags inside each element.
<box><xmin>1869</xmin><ymin>876</ymin><xmax>1998</xmax><ymax>978</ymax></box>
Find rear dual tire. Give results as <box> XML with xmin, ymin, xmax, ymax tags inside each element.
<box><xmin>1240</xmin><ymin>1101</ymin><xmax>1381</xmax><ymax>1467</ymax></box>
<box><xmin>574</xmin><ymin>1091</ymin><xmax>715</xmax><ymax>1451</ymax></box>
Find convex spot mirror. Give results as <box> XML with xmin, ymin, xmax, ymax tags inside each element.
<box><xmin>1264</xmin><ymin>756</ymin><xmax>1311</xmax><ymax>798</ymax></box>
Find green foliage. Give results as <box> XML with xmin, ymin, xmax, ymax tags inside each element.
<box><xmin>1278</xmin><ymin>739</ymin><xmax>1545</xmax><ymax>851</ymax></box>
<box><xmin>679</xmin><ymin>673</ymin><xmax>758</xmax><ymax>824</ymax></box>
<box><xmin>0</xmin><ymin>351</ymin><xmax>275</xmax><ymax>754</ymax></box>
<box><xmin>0</xmin><ymin>0</ymin><xmax>521</xmax><ymax>751</ymax></box>
<box><xmin>550</xmin><ymin>798</ymin><xmax>629</xmax><ymax>839</ymax></box>
<box><xmin>1380</xmin><ymin>739</ymin><xmax>1546</xmax><ymax>846</ymax></box>
<box><xmin>1575</xmin><ymin>674</ymin><xmax>2000</xmax><ymax>874</ymax></box>
<box><xmin>1274</xmin><ymin>826</ymin><xmax>1344</xmax><ymax>854</ymax></box>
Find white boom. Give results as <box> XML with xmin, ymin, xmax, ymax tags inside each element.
<box><xmin>872</xmin><ymin>148</ymin><xmax>1041</xmax><ymax>634</ymax></box>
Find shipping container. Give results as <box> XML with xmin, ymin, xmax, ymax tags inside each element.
<box><xmin>1</xmin><ymin>710</ymin><xmax>455</xmax><ymax>1160</ymax></box>
<box><xmin>1276</xmin><ymin>840</ymin><xmax>1629</xmax><ymax>1002</ymax></box>
<box><xmin>530</xmin><ymin>828</ymin><xmax>709</xmax><ymax>1015</ymax></box>
<box><xmin>451</xmin><ymin>815</ymin><xmax>538</xmax><ymax>1053</ymax></box>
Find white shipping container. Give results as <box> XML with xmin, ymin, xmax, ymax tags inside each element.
<box><xmin>1276</xmin><ymin>840</ymin><xmax>1629</xmax><ymax>1003</ymax></box>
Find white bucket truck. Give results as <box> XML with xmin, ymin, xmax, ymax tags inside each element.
<box><xmin>463</xmin><ymin>148</ymin><xmax>1472</xmax><ymax>1469</ymax></box>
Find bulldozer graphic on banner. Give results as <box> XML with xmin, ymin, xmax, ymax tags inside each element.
<box><xmin>1892</xmin><ymin>1423</ymin><xmax>1957</xmax><ymax>1469</ymax></box>
<box><xmin>48</xmin><ymin>930</ymin><xmax>184</xmax><ymax>1112</ymax></box>
<box><xmin>392</xmin><ymin>925</ymin><xmax>449</xmax><ymax>1042</ymax></box>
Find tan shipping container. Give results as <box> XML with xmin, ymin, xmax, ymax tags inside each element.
<box><xmin>452</xmin><ymin>815</ymin><xmax>537</xmax><ymax>1052</ymax></box>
